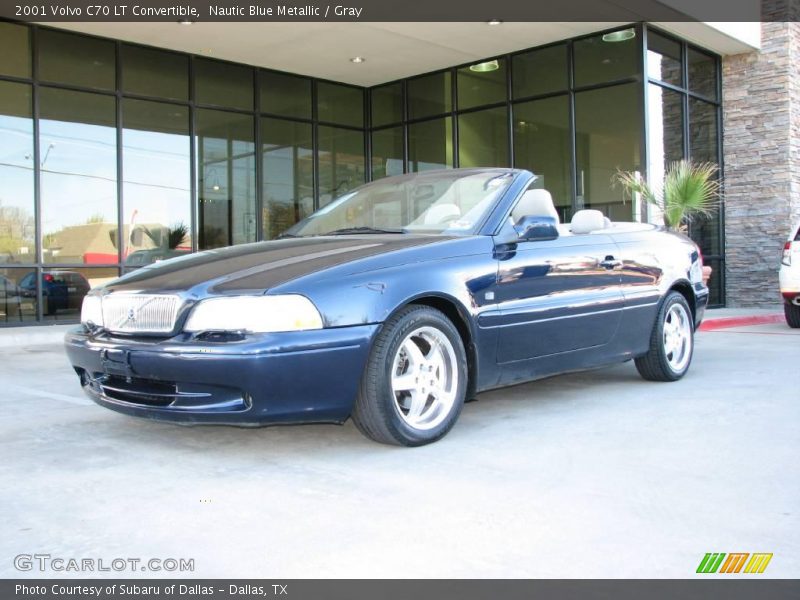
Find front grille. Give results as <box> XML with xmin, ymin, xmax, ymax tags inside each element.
<box><xmin>81</xmin><ymin>371</ymin><xmax>248</xmax><ymax>412</ymax></box>
<box><xmin>99</xmin><ymin>375</ymin><xmax>179</xmax><ymax>407</ymax></box>
<box><xmin>102</xmin><ymin>294</ymin><xmax>182</xmax><ymax>334</ymax></box>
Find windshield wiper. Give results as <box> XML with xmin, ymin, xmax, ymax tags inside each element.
<box><xmin>276</xmin><ymin>232</ymin><xmax>300</xmax><ymax>239</ymax></box>
<box><xmin>323</xmin><ymin>226</ymin><xmax>405</xmax><ymax>235</ymax></box>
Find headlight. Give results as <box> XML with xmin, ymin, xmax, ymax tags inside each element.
<box><xmin>184</xmin><ymin>295</ymin><xmax>323</xmax><ymax>333</ymax></box>
<box><xmin>80</xmin><ymin>295</ymin><xmax>104</xmax><ymax>327</ymax></box>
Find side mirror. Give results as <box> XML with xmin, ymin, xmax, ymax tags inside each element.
<box><xmin>515</xmin><ymin>216</ymin><xmax>559</xmax><ymax>241</ymax></box>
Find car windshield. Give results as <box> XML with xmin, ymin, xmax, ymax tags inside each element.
<box><xmin>284</xmin><ymin>169</ymin><xmax>515</xmax><ymax>237</ymax></box>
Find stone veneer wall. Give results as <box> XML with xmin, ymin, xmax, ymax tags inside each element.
<box><xmin>722</xmin><ymin>1</ymin><xmax>800</xmax><ymax>306</ymax></box>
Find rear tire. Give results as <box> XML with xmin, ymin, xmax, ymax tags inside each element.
<box><xmin>785</xmin><ymin>301</ymin><xmax>800</xmax><ymax>328</ymax></box>
<box><xmin>352</xmin><ymin>305</ymin><xmax>467</xmax><ymax>446</ymax></box>
<box><xmin>635</xmin><ymin>291</ymin><xmax>694</xmax><ymax>382</ymax></box>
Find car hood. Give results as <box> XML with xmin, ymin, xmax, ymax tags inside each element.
<box><xmin>103</xmin><ymin>235</ymin><xmax>452</xmax><ymax>295</ymax></box>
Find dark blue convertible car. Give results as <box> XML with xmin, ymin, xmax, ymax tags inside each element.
<box><xmin>65</xmin><ymin>169</ymin><xmax>708</xmax><ymax>446</ymax></box>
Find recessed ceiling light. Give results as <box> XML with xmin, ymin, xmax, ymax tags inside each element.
<box><xmin>177</xmin><ymin>19</ymin><xmax>194</xmax><ymax>25</ymax></box>
<box><xmin>350</xmin><ymin>56</ymin><xmax>366</xmax><ymax>64</ymax></box>
<box><xmin>469</xmin><ymin>60</ymin><xmax>500</xmax><ymax>73</ymax></box>
<box><xmin>487</xmin><ymin>19</ymin><xmax>503</xmax><ymax>25</ymax></box>
<box><xmin>602</xmin><ymin>28</ymin><xmax>636</xmax><ymax>43</ymax></box>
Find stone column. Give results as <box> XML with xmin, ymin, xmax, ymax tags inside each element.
<box><xmin>722</xmin><ymin>2</ymin><xmax>800</xmax><ymax>306</ymax></box>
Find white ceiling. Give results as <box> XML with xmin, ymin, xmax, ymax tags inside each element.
<box><xmin>45</xmin><ymin>21</ymin><xmax>759</xmax><ymax>87</ymax></box>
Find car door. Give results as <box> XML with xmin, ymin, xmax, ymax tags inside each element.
<box><xmin>491</xmin><ymin>232</ymin><xmax>624</xmax><ymax>363</ymax></box>
<box><xmin>608</xmin><ymin>231</ymin><xmax>666</xmax><ymax>352</ymax></box>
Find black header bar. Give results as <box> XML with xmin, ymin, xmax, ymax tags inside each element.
<box><xmin>3</xmin><ymin>579</ymin><xmax>800</xmax><ymax>600</ymax></box>
<box><xmin>0</xmin><ymin>0</ymin><xmax>780</xmax><ymax>23</ymax></box>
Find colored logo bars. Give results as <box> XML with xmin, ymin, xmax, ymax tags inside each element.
<box><xmin>697</xmin><ymin>553</ymin><xmax>773</xmax><ymax>574</ymax></box>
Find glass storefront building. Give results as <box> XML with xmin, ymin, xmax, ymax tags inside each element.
<box><xmin>0</xmin><ymin>21</ymin><xmax>722</xmax><ymax>326</ymax></box>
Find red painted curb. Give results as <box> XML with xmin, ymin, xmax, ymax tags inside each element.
<box><xmin>698</xmin><ymin>314</ymin><xmax>785</xmax><ymax>331</ymax></box>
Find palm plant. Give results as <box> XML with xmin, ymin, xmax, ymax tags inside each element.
<box><xmin>167</xmin><ymin>222</ymin><xmax>189</xmax><ymax>249</ymax></box>
<box><xmin>613</xmin><ymin>160</ymin><xmax>721</xmax><ymax>231</ymax></box>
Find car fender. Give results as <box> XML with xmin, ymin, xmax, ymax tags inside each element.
<box><xmin>281</xmin><ymin>252</ymin><xmax>497</xmax><ymax>330</ymax></box>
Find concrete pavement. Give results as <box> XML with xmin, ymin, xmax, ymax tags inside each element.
<box><xmin>0</xmin><ymin>318</ymin><xmax>797</xmax><ymax>578</ymax></box>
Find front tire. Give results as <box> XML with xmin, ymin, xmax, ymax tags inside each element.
<box><xmin>352</xmin><ymin>305</ymin><xmax>467</xmax><ymax>446</ymax></box>
<box><xmin>635</xmin><ymin>291</ymin><xmax>695</xmax><ymax>382</ymax></box>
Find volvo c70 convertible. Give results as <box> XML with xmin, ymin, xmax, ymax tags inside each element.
<box><xmin>65</xmin><ymin>168</ymin><xmax>709</xmax><ymax>446</ymax></box>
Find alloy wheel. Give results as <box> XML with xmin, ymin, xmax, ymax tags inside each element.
<box><xmin>663</xmin><ymin>303</ymin><xmax>692</xmax><ymax>372</ymax></box>
<box><xmin>391</xmin><ymin>326</ymin><xmax>458</xmax><ymax>431</ymax></box>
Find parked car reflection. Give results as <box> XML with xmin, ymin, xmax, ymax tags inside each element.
<box><xmin>1</xmin><ymin>275</ymin><xmax>24</xmax><ymax>321</ymax></box>
<box><xmin>19</xmin><ymin>270</ymin><xmax>90</xmax><ymax>316</ymax></box>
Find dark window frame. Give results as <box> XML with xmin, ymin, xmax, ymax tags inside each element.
<box><xmin>0</xmin><ymin>19</ymin><xmax>369</xmax><ymax>325</ymax></box>
<box><xmin>644</xmin><ymin>25</ymin><xmax>724</xmax><ymax>306</ymax></box>
<box><xmin>0</xmin><ymin>19</ymin><xmax>725</xmax><ymax>325</ymax></box>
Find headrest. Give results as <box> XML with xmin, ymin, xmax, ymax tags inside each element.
<box><xmin>571</xmin><ymin>209</ymin><xmax>608</xmax><ymax>234</ymax></box>
<box><xmin>423</xmin><ymin>203</ymin><xmax>461</xmax><ymax>225</ymax></box>
<box><xmin>511</xmin><ymin>189</ymin><xmax>560</xmax><ymax>224</ymax></box>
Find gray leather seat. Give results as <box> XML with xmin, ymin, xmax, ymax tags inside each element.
<box><xmin>511</xmin><ymin>189</ymin><xmax>560</xmax><ymax>224</ymax></box>
<box><xmin>570</xmin><ymin>209</ymin><xmax>608</xmax><ymax>234</ymax></box>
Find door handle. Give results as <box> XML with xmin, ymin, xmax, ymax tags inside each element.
<box><xmin>600</xmin><ymin>256</ymin><xmax>622</xmax><ymax>269</ymax></box>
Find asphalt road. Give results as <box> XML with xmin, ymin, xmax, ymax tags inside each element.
<box><xmin>1</xmin><ymin>322</ymin><xmax>798</xmax><ymax>578</ymax></box>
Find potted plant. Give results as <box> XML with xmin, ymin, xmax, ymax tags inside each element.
<box><xmin>613</xmin><ymin>160</ymin><xmax>721</xmax><ymax>285</ymax></box>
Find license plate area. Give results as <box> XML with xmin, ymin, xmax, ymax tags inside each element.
<box><xmin>100</xmin><ymin>348</ymin><xmax>134</xmax><ymax>377</ymax></box>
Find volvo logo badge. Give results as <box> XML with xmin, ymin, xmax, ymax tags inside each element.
<box><xmin>126</xmin><ymin>307</ymin><xmax>137</xmax><ymax>323</ymax></box>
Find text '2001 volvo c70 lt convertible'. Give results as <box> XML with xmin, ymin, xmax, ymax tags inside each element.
<box><xmin>65</xmin><ymin>169</ymin><xmax>708</xmax><ymax>446</ymax></box>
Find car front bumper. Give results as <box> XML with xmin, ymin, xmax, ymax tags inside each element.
<box><xmin>691</xmin><ymin>284</ymin><xmax>709</xmax><ymax>328</ymax></box>
<box><xmin>64</xmin><ymin>324</ymin><xmax>379</xmax><ymax>426</ymax></box>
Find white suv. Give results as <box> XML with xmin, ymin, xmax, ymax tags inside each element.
<box><xmin>780</xmin><ymin>220</ymin><xmax>800</xmax><ymax>327</ymax></box>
